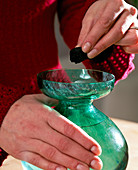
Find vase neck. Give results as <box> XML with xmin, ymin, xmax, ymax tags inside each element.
<box><xmin>59</xmin><ymin>98</ymin><xmax>93</xmax><ymax>106</ymax></box>
<box><xmin>55</xmin><ymin>99</ymin><xmax>107</xmax><ymax>127</ymax></box>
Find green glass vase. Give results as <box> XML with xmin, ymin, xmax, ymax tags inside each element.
<box><xmin>22</xmin><ymin>69</ymin><xmax>128</xmax><ymax>170</ymax></box>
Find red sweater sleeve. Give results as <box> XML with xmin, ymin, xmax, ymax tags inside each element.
<box><xmin>57</xmin><ymin>0</ymin><xmax>135</xmax><ymax>83</ymax></box>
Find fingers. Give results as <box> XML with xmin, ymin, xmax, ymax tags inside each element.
<box><xmin>79</xmin><ymin>0</ymin><xmax>125</xmax><ymax>52</ymax></box>
<box><xmin>46</xmin><ymin>109</ymin><xmax>102</xmax><ymax>155</ymax></box>
<box><xmin>123</xmin><ymin>44</ymin><xmax>138</xmax><ymax>53</ymax></box>
<box><xmin>116</xmin><ymin>28</ymin><xmax>138</xmax><ymax>54</ymax></box>
<box><xmin>22</xmin><ymin>151</ymin><xmax>67</xmax><ymax>170</ymax></box>
<box><xmin>77</xmin><ymin>1</ymin><xmax>107</xmax><ymax>46</ymax></box>
<box><xmin>1</xmin><ymin>94</ymin><xmax>103</xmax><ymax>170</ymax></box>
<box><xmin>86</xmin><ymin>8</ymin><xmax>136</xmax><ymax>58</ymax></box>
<box><xmin>24</xmin><ymin>139</ymin><xmax>102</xmax><ymax>170</ymax></box>
<box><xmin>77</xmin><ymin>0</ymin><xmax>137</xmax><ymax>58</ymax></box>
<box><xmin>23</xmin><ymin>106</ymin><xmax>103</xmax><ymax>169</ymax></box>
<box><xmin>77</xmin><ymin>20</ymin><xmax>93</xmax><ymax>47</ymax></box>
<box><xmin>36</xmin><ymin>122</ymin><xmax>101</xmax><ymax>166</ymax></box>
<box><xmin>116</xmin><ymin>29</ymin><xmax>138</xmax><ymax>46</ymax></box>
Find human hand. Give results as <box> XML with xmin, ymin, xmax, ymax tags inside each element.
<box><xmin>0</xmin><ymin>94</ymin><xmax>102</xmax><ymax>170</ymax></box>
<box><xmin>77</xmin><ymin>0</ymin><xmax>138</xmax><ymax>58</ymax></box>
<box><xmin>115</xmin><ymin>26</ymin><xmax>138</xmax><ymax>53</ymax></box>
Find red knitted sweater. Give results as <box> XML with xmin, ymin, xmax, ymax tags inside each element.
<box><xmin>0</xmin><ymin>0</ymin><xmax>135</xmax><ymax>166</ymax></box>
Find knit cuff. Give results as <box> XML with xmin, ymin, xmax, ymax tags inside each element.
<box><xmin>0</xmin><ymin>148</ymin><xmax>8</xmax><ymax>166</ymax></box>
<box><xmin>83</xmin><ymin>45</ymin><xmax>135</xmax><ymax>84</ymax></box>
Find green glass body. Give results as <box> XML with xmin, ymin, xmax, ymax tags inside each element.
<box><xmin>55</xmin><ymin>99</ymin><xmax>128</xmax><ymax>170</ymax></box>
<box><xmin>21</xmin><ymin>69</ymin><xmax>128</xmax><ymax>170</ymax></box>
<box><xmin>22</xmin><ymin>99</ymin><xmax>128</xmax><ymax>170</ymax></box>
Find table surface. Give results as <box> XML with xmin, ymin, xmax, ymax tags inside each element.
<box><xmin>1</xmin><ymin>118</ymin><xmax>138</xmax><ymax>170</ymax></box>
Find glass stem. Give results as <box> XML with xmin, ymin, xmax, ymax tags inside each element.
<box><xmin>54</xmin><ymin>99</ymin><xmax>107</xmax><ymax>127</ymax></box>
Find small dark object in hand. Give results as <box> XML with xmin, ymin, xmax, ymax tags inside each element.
<box><xmin>70</xmin><ymin>47</ymin><xmax>88</xmax><ymax>64</ymax></box>
<box><xmin>70</xmin><ymin>46</ymin><xmax>114</xmax><ymax>64</ymax></box>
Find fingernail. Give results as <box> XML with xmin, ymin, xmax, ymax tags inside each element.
<box><xmin>82</xmin><ymin>42</ymin><xmax>92</xmax><ymax>53</ymax></box>
<box><xmin>91</xmin><ymin>159</ymin><xmax>103</xmax><ymax>170</ymax></box>
<box><xmin>91</xmin><ymin>146</ymin><xmax>102</xmax><ymax>156</ymax></box>
<box><xmin>76</xmin><ymin>164</ymin><xmax>88</xmax><ymax>170</ymax></box>
<box><xmin>75</xmin><ymin>44</ymin><xmax>80</xmax><ymax>47</ymax></box>
<box><xmin>87</xmin><ymin>49</ymin><xmax>98</xmax><ymax>58</ymax></box>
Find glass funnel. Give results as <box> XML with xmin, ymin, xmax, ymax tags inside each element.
<box><xmin>22</xmin><ymin>69</ymin><xmax>128</xmax><ymax>170</ymax></box>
